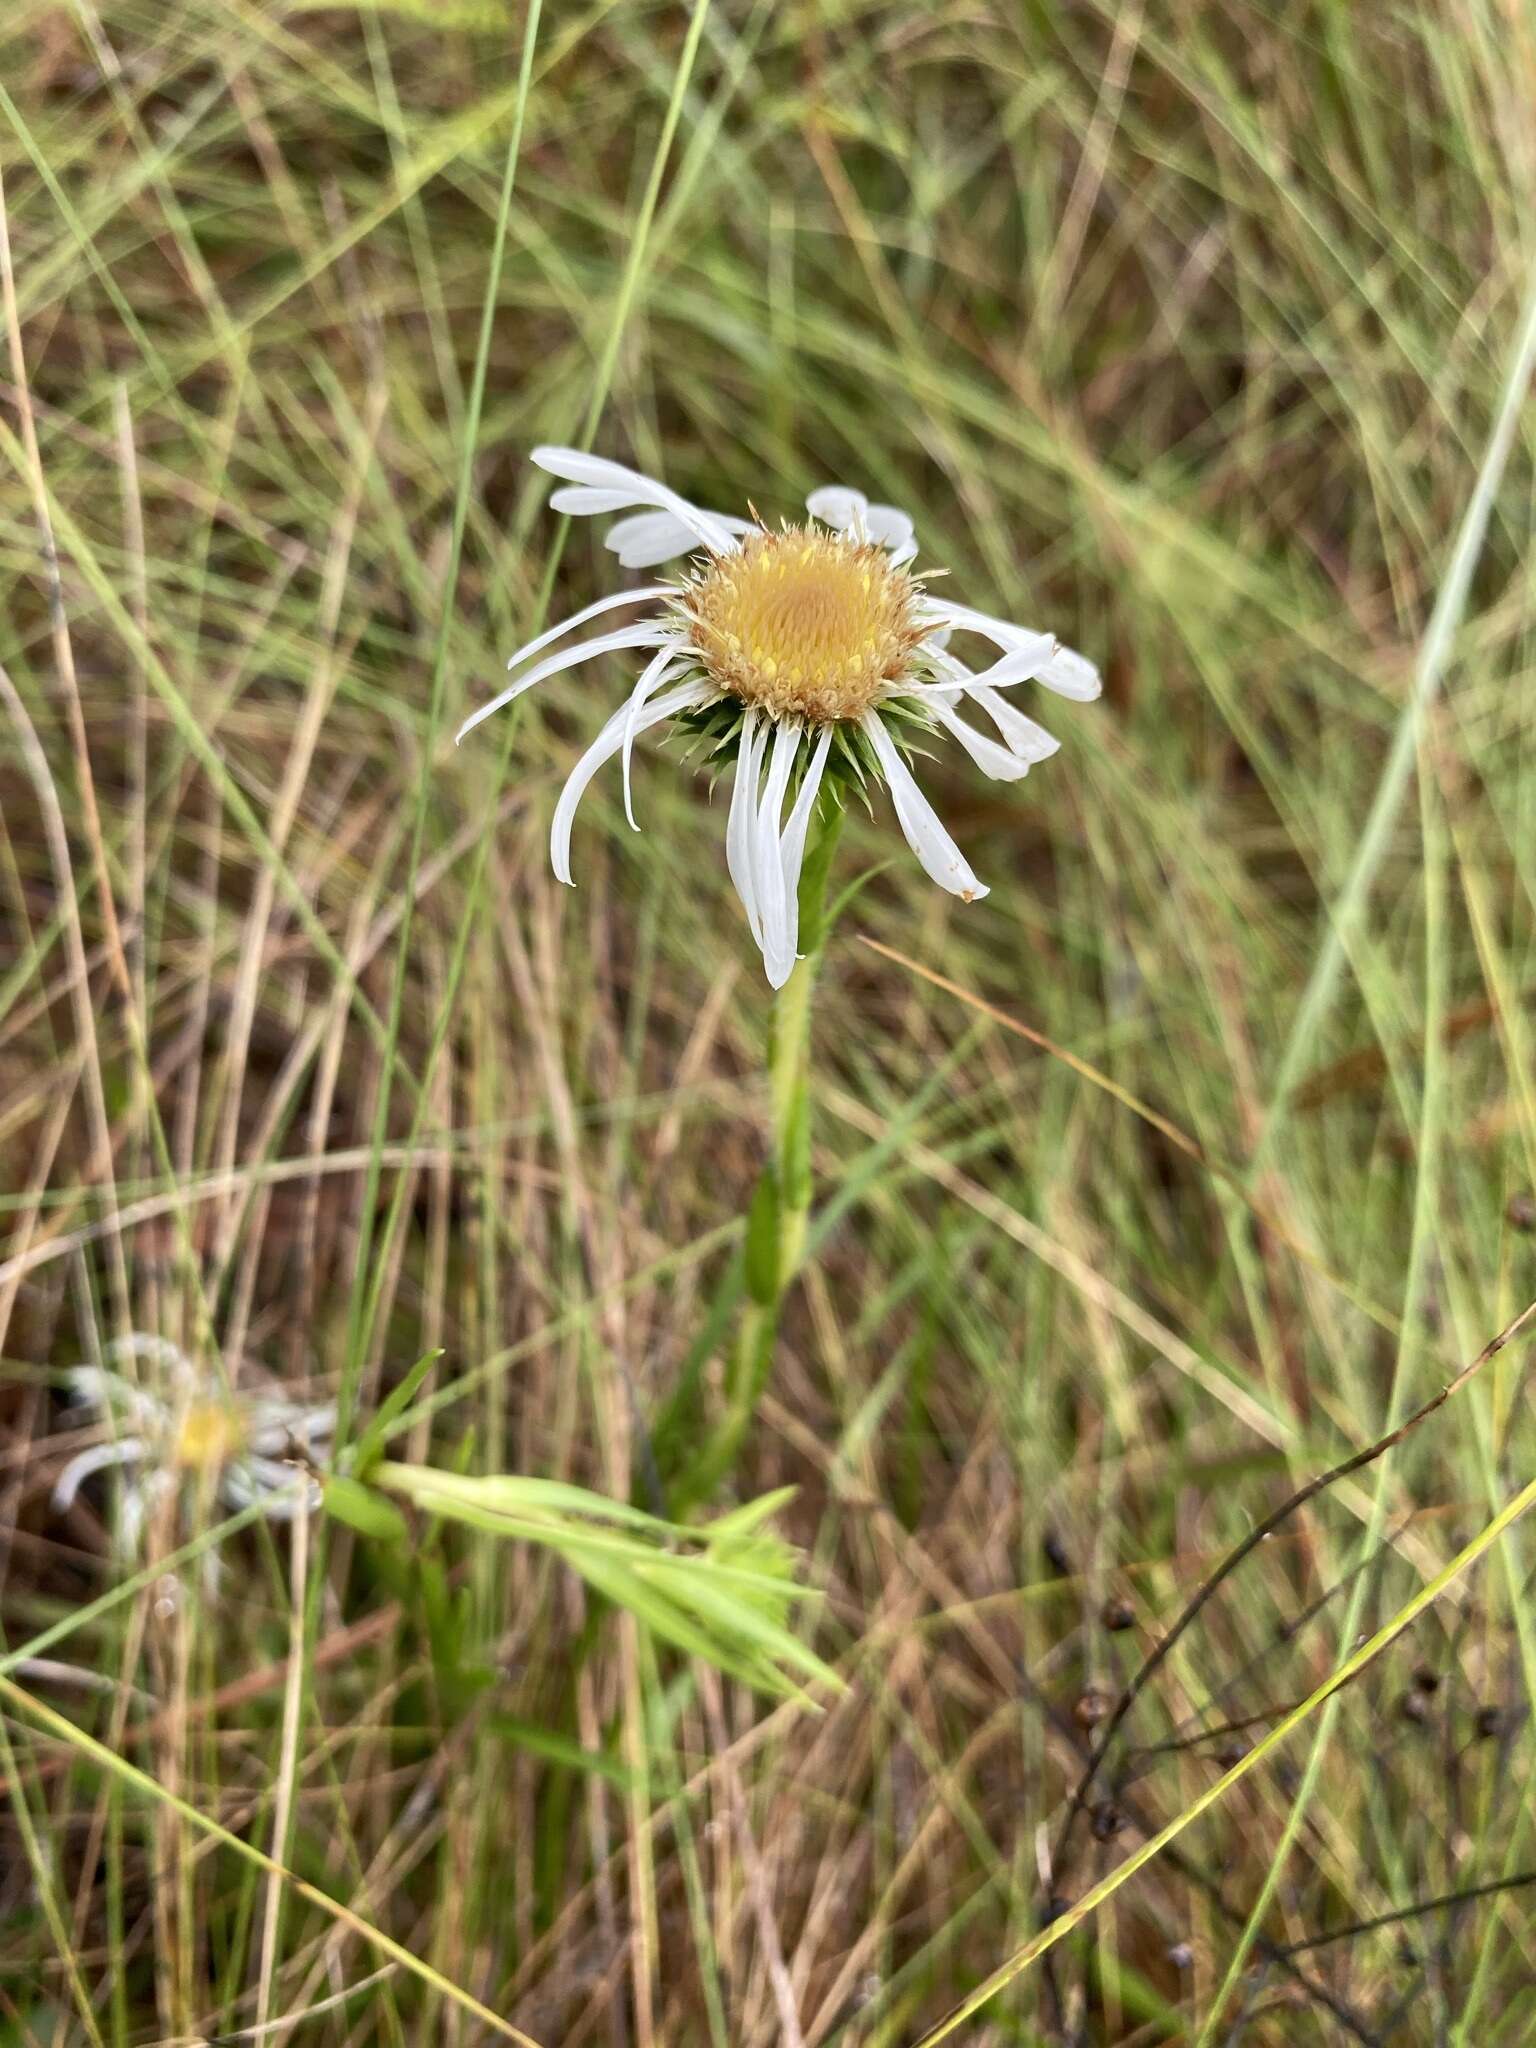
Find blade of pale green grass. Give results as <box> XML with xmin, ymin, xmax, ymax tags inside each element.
<box><xmin>0</xmin><ymin>1670</ymin><xmax>547</xmax><ymax>2048</ymax></box>
<box><xmin>332</xmin><ymin>1</ymin><xmax>547</xmax><ymax>1454</ymax></box>
<box><xmin>1254</xmin><ymin>277</ymin><xmax>1536</xmax><ymax>1153</ymax></box>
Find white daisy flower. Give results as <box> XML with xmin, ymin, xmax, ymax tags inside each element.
<box><xmin>459</xmin><ymin>448</ymin><xmax>1101</xmax><ymax>986</ymax></box>
<box><xmin>52</xmin><ymin>1334</ymin><xmax>333</xmax><ymax>1554</ymax></box>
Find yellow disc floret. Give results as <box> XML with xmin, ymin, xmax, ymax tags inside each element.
<box><xmin>173</xmin><ymin>1399</ymin><xmax>245</xmax><ymax>1473</ymax></box>
<box><xmin>682</xmin><ymin>526</ymin><xmax>924</xmax><ymax>724</ymax></box>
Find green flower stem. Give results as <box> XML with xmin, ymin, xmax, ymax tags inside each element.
<box><xmin>682</xmin><ymin>802</ymin><xmax>843</xmax><ymax>1510</ymax></box>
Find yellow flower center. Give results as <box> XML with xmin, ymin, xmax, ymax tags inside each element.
<box><xmin>173</xmin><ymin>1399</ymin><xmax>244</xmax><ymax>1473</ymax></box>
<box><xmin>683</xmin><ymin>528</ymin><xmax>924</xmax><ymax>723</ymax></box>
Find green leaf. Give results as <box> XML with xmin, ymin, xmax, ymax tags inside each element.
<box><xmin>372</xmin><ymin>1461</ymin><xmax>836</xmax><ymax>1699</ymax></box>
<box><xmin>347</xmin><ymin>1349</ymin><xmax>442</xmax><ymax>1479</ymax></box>
<box><xmin>322</xmin><ymin>1475</ymin><xmax>410</xmax><ymax>1544</ymax></box>
<box><xmin>489</xmin><ymin>1715</ymin><xmax>632</xmax><ymax>1789</ymax></box>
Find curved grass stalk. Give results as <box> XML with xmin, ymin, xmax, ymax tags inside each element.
<box><xmin>909</xmin><ymin>1467</ymin><xmax>1536</xmax><ymax>2048</ymax></box>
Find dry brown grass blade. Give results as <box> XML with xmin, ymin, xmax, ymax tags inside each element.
<box><xmin>0</xmin><ymin>1672</ymin><xmax>548</xmax><ymax>2048</ymax></box>
<box><xmin>858</xmin><ymin>932</ymin><xmax>1402</xmax><ymax>1337</ymax></box>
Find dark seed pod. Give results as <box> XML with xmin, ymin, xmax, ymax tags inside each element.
<box><xmin>1043</xmin><ymin>1528</ymin><xmax>1072</xmax><ymax>1575</ymax></box>
<box><xmin>1074</xmin><ymin>1686</ymin><xmax>1111</xmax><ymax>1728</ymax></box>
<box><xmin>1215</xmin><ymin>1736</ymin><xmax>1248</xmax><ymax>1767</ymax></box>
<box><xmin>1090</xmin><ymin>1801</ymin><xmax>1125</xmax><ymax>1841</ymax></box>
<box><xmin>1476</xmin><ymin>1704</ymin><xmax>1505</xmax><ymax>1739</ymax></box>
<box><xmin>1413</xmin><ymin>1665</ymin><xmax>1440</xmax><ymax>1695</ymax></box>
<box><xmin>1101</xmin><ymin>1596</ymin><xmax>1136</xmax><ymax>1632</ymax></box>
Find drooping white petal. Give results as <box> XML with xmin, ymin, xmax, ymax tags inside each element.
<box><xmin>806</xmin><ymin>484</ymin><xmax>916</xmax><ymax>558</ymax></box>
<box><xmin>498</xmin><ymin>586</ymin><xmax>674</xmax><ymax>687</ymax></box>
<box><xmin>550</xmin><ymin>679</ymin><xmax>714</xmax><ymax>886</ymax></box>
<box><xmin>861</xmin><ymin>712</ymin><xmax>989</xmax><ymax>902</ymax></box>
<box><xmin>806</xmin><ymin>485</ymin><xmax>867</xmax><ymax>531</ymax></box>
<box><xmin>549</xmin><ymin>486</ymin><xmax>648</xmax><ymax>516</ymax></box>
<box><xmin>53</xmin><ymin>1437</ymin><xmax>147</xmax><ymax>1511</ymax></box>
<box><xmin>224</xmin><ymin>1455</ymin><xmax>319</xmax><ymax>1518</ymax></box>
<box><xmin>966</xmin><ymin>683</ymin><xmax>1059</xmax><ymax>762</ymax></box>
<box><xmin>919</xmin><ymin>611</ymin><xmax>1056</xmax><ymax>687</ymax></box>
<box><xmin>864</xmin><ymin>506</ymin><xmax>916</xmax><ymax>552</ymax></box>
<box><xmin>622</xmin><ymin>649</ymin><xmax>686</xmax><ymax>828</ymax></box>
<box><xmin>774</xmin><ymin>724</ymin><xmax>834</xmax><ymax>975</ymax></box>
<box><xmin>457</xmin><ymin>623</ymin><xmax>680</xmax><ymax>744</ymax></box>
<box><xmin>922</xmin><ymin>602</ymin><xmax>1099</xmax><ymax>700</ymax></box>
<box><xmin>64</xmin><ymin>1366</ymin><xmax>166</xmax><ymax>1428</ymax></box>
<box><xmin>726</xmin><ymin>710</ymin><xmax>765</xmax><ymax>946</ymax></box>
<box><xmin>604</xmin><ymin>508</ymin><xmax>755</xmax><ymax>569</ymax></box>
<box><xmin>920</xmin><ymin>651</ymin><xmax>1060</xmax><ymax>761</ymax></box>
<box><xmin>1035</xmin><ymin>645</ymin><xmax>1102</xmax><ymax>701</ymax></box>
<box><xmin>104</xmin><ymin>1333</ymin><xmax>193</xmax><ymax>1378</ymax></box>
<box><xmin>753</xmin><ymin>723</ymin><xmax>802</xmax><ymax>988</ymax></box>
<box><xmin>246</xmin><ymin>1402</ymin><xmax>336</xmax><ymax>1455</ymax></box>
<box><xmin>532</xmin><ymin>446</ymin><xmax>741</xmax><ymax>555</ymax></box>
<box><xmin>930</xmin><ymin>701</ymin><xmax>1032</xmax><ymax>781</ymax></box>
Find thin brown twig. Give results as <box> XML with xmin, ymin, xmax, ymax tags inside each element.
<box><xmin>1052</xmin><ymin>1294</ymin><xmax>1536</xmax><ymax>1876</ymax></box>
<box><xmin>1275</xmin><ymin>1870</ymin><xmax>1536</xmax><ymax>1958</ymax></box>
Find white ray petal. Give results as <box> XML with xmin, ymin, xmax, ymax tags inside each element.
<box><xmin>65</xmin><ymin>1366</ymin><xmax>166</xmax><ymax>1428</ymax></box>
<box><xmin>931</xmin><ymin>701</ymin><xmax>1032</xmax><ymax>781</ymax></box>
<box><xmin>622</xmin><ymin>648</ymin><xmax>686</xmax><ymax>828</ymax></box>
<box><xmin>807</xmin><ymin>485</ymin><xmax>915</xmax><ymax>557</ymax></box>
<box><xmin>550</xmin><ymin>680</ymin><xmax>713</xmax><ymax>885</ymax></box>
<box><xmin>921</xmin><ymin>603</ymin><xmax>1099</xmax><ymax>699</ymax></box>
<box><xmin>532</xmin><ymin>446</ymin><xmax>739</xmax><ymax>554</ymax></box>
<box><xmin>917</xmin><ymin>598</ymin><xmax>1036</xmax><ymax>647</ymax></box>
<box><xmin>246</xmin><ymin>1401</ymin><xmax>336</xmax><ymax>1454</ymax></box>
<box><xmin>864</xmin><ymin>505</ymin><xmax>915</xmax><ymax>550</ymax></box>
<box><xmin>861</xmin><ymin>712</ymin><xmax>988</xmax><ymax>902</ymax></box>
<box><xmin>918</xmin><ymin>616</ymin><xmax>1056</xmax><ymax>689</ymax></box>
<box><xmin>917</xmin><ymin>652</ymin><xmax>1060</xmax><ymax>758</ymax></box>
<box><xmin>753</xmin><ymin>723</ymin><xmax>802</xmax><ymax>988</ymax></box>
<box><xmin>226</xmin><ymin>1456</ymin><xmax>318</xmax><ymax>1517</ymax></box>
<box><xmin>726</xmin><ymin>710</ymin><xmax>765</xmax><ymax>946</ymax></box>
<box><xmin>967</xmin><ymin>683</ymin><xmax>1059</xmax><ymax>762</ymax></box>
<box><xmin>53</xmin><ymin>1437</ymin><xmax>147</xmax><ymax>1512</ymax></box>
<box><xmin>1036</xmin><ymin>645</ymin><xmax>1102</xmax><ymax>700</ymax></box>
<box><xmin>457</xmin><ymin>623</ymin><xmax>679</xmax><ymax>744</ymax></box>
<box><xmin>104</xmin><ymin>1333</ymin><xmax>192</xmax><ymax>1376</ymax></box>
<box><xmin>774</xmin><ymin>724</ymin><xmax>834</xmax><ymax>977</ymax></box>
<box><xmin>549</xmin><ymin>486</ymin><xmax>648</xmax><ymax>515</ymax></box>
<box><xmin>603</xmin><ymin>510</ymin><xmax>700</xmax><ymax>567</ymax></box>
<box><xmin>604</xmin><ymin>509</ymin><xmax>755</xmax><ymax>568</ymax></box>
<box><xmin>500</xmin><ymin>586</ymin><xmax>674</xmax><ymax>683</ymax></box>
<box><xmin>806</xmin><ymin>485</ymin><xmax>868</xmax><ymax>531</ymax></box>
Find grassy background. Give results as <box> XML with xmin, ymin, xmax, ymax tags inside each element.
<box><xmin>2</xmin><ymin>0</ymin><xmax>1536</xmax><ymax>2040</ymax></box>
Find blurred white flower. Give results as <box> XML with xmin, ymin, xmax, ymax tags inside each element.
<box><xmin>458</xmin><ymin>449</ymin><xmax>1101</xmax><ymax>986</ymax></box>
<box><xmin>52</xmin><ymin>1334</ymin><xmax>332</xmax><ymax>1553</ymax></box>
